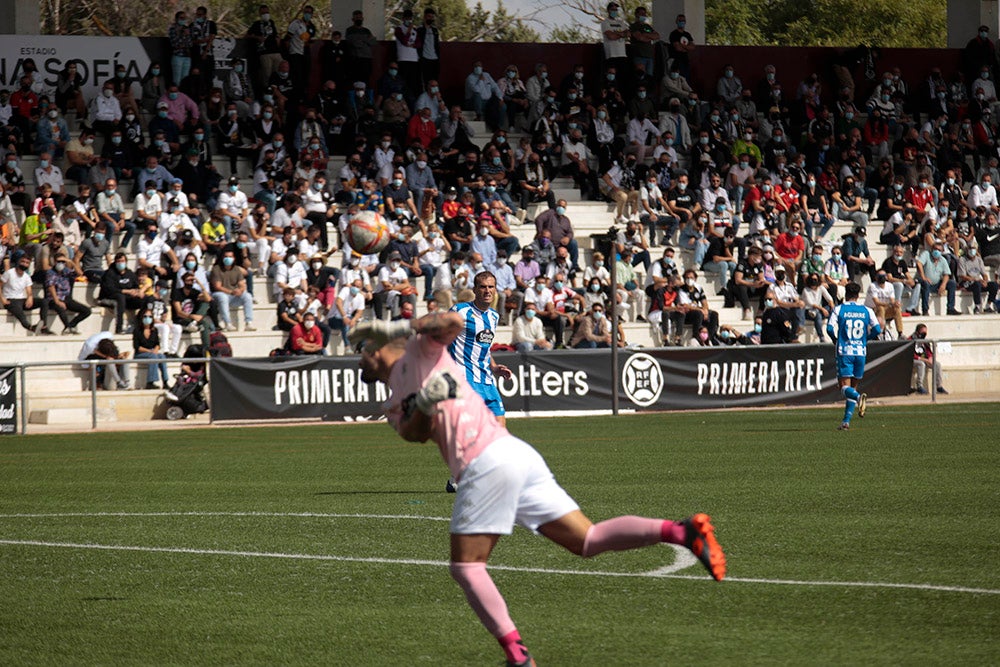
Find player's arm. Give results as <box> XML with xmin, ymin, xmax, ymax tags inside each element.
<box><xmin>397</xmin><ymin>399</ymin><xmax>434</xmax><ymax>442</ymax></box>
<box><xmin>490</xmin><ymin>357</ymin><xmax>512</xmax><ymax>379</ymax></box>
<box><xmin>411</xmin><ymin>311</ymin><xmax>463</xmax><ymax>346</ymax></box>
<box><xmin>825</xmin><ymin>306</ymin><xmax>839</xmax><ymax>342</ymax></box>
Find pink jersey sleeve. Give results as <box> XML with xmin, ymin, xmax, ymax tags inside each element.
<box><xmin>385</xmin><ymin>334</ymin><xmax>509</xmax><ymax>480</ymax></box>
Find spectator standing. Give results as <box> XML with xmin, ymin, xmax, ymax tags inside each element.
<box><xmin>285</xmin><ymin>6</ymin><xmax>317</xmax><ymax>98</ymax></box>
<box><xmin>601</xmin><ymin>2</ymin><xmax>630</xmax><ymax>87</ymax></box>
<box><xmin>417</xmin><ymin>9</ymin><xmax>441</xmax><ymax>89</ymax></box>
<box><xmin>345</xmin><ymin>10</ymin><xmax>378</xmax><ymax>88</ymax></box>
<box><xmin>168</xmin><ymin>11</ymin><xmax>194</xmax><ymax>86</ymax></box>
<box><xmin>667</xmin><ymin>14</ymin><xmax>695</xmax><ymax>80</ymax></box>
<box><xmin>247</xmin><ymin>5</ymin><xmax>282</xmax><ymax>93</ymax></box>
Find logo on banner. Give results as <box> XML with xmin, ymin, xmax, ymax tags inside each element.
<box><xmin>622</xmin><ymin>353</ymin><xmax>663</xmax><ymax>407</ymax></box>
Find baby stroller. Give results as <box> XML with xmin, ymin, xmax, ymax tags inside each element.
<box><xmin>164</xmin><ymin>344</ymin><xmax>209</xmax><ymax>420</ymax></box>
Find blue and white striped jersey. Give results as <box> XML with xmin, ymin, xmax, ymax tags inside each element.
<box><xmin>448</xmin><ymin>302</ymin><xmax>500</xmax><ymax>385</ymax></box>
<box><xmin>827</xmin><ymin>301</ymin><xmax>880</xmax><ymax>357</ymax></box>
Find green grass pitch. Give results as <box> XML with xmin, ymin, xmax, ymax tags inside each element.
<box><xmin>0</xmin><ymin>405</ymin><xmax>997</xmax><ymax>665</ymax></box>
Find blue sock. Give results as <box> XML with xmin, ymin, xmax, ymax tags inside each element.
<box><xmin>842</xmin><ymin>386</ymin><xmax>860</xmax><ymax>423</ymax></box>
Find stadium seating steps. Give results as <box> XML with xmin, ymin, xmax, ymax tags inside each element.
<box><xmin>5</xmin><ymin>112</ymin><xmax>998</xmax><ymax>422</ymax></box>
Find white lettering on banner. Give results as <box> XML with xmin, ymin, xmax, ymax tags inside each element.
<box><xmin>497</xmin><ymin>365</ymin><xmax>589</xmax><ymax>399</ymax></box>
<box><xmin>696</xmin><ymin>358</ymin><xmax>824</xmax><ymax>396</ymax></box>
<box><xmin>0</xmin><ymin>403</ymin><xmax>14</xmax><ymax>419</ymax></box>
<box><xmin>274</xmin><ymin>369</ymin><xmax>385</xmax><ymax>407</ymax></box>
<box><xmin>0</xmin><ymin>36</ymin><xmax>152</xmax><ymax>100</ymax></box>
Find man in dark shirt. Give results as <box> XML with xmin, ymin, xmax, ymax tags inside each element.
<box><xmin>730</xmin><ymin>245</ymin><xmax>768</xmax><ymax>320</ymax></box>
<box><xmin>98</xmin><ymin>252</ymin><xmax>143</xmax><ymax>333</ymax></box>
<box><xmin>760</xmin><ymin>289</ymin><xmax>796</xmax><ymax>344</ymax></box>
<box><xmin>667</xmin><ymin>14</ymin><xmax>695</xmax><ymax>79</ymax></box>
<box><xmin>666</xmin><ymin>172</ymin><xmax>701</xmax><ymax>231</ymax></box>
<box><xmin>246</xmin><ymin>4</ymin><xmax>282</xmax><ymax>92</ymax></box>
<box><xmin>443</xmin><ymin>207</ymin><xmax>474</xmax><ymax>252</ymax></box>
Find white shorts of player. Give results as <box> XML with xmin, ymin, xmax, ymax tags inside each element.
<box><xmin>450</xmin><ymin>436</ymin><xmax>580</xmax><ymax>536</ymax></box>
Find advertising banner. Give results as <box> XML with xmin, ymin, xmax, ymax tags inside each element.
<box><xmin>0</xmin><ymin>367</ymin><xmax>18</xmax><ymax>435</ymax></box>
<box><xmin>211</xmin><ymin>342</ymin><xmax>914</xmax><ymax>422</ymax></box>
<box><xmin>0</xmin><ymin>36</ymin><xmax>155</xmax><ymax>100</ymax></box>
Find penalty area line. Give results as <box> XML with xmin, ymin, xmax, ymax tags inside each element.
<box><xmin>0</xmin><ymin>538</ymin><xmax>996</xmax><ymax>596</ymax></box>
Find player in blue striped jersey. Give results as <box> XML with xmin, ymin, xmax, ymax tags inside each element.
<box><xmin>826</xmin><ymin>282</ymin><xmax>881</xmax><ymax>431</ymax></box>
<box><xmin>445</xmin><ymin>271</ymin><xmax>513</xmax><ymax>493</ymax></box>
<box><xmin>449</xmin><ymin>271</ymin><xmax>513</xmax><ymax>422</ymax></box>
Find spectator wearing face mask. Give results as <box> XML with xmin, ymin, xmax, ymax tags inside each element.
<box><xmin>916</xmin><ymin>241</ymin><xmax>960</xmax><ymax>316</ymax></box>
<box><xmin>801</xmin><ymin>273</ymin><xmax>834</xmax><ymax>341</ymax></box>
<box><xmin>957</xmin><ymin>245</ymin><xmax>998</xmax><ymax>313</ymax></box>
<box><xmin>511</xmin><ymin>303</ymin><xmax>551</xmax><ymax>351</ymax></box>
<box><xmin>288</xmin><ymin>311</ymin><xmax>324</xmax><ymax>354</ymax></box>
<box><xmin>571</xmin><ymin>302</ymin><xmax>615</xmax><ymax>349</ymax></box>
<box><xmin>864</xmin><ymin>269</ymin><xmax>904</xmax><ymax>338</ymax></box>
<box><xmin>908</xmin><ymin>323</ymin><xmax>947</xmax><ymax>395</ymax></box>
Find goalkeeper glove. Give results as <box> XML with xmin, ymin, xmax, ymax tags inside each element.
<box><xmin>348</xmin><ymin>319</ymin><xmax>413</xmax><ymax>352</ymax></box>
<box><xmin>414</xmin><ymin>371</ymin><xmax>461</xmax><ymax>415</ymax></box>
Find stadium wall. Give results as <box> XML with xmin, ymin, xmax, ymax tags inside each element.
<box><xmin>1</xmin><ymin>37</ymin><xmax>961</xmax><ymax>110</ymax></box>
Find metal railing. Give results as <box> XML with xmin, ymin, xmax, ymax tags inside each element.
<box><xmin>10</xmin><ymin>356</ymin><xmax>219</xmax><ymax>434</ymax></box>
<box><xmin>6</xmin><ymin>336</ymin><xmax>999</xmax><ymax>434</ymax></box>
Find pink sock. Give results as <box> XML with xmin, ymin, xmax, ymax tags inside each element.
<box><xmin>582</xmin><ymin>515</ymin><xmax>665</xmax><ymax>557</ymax></box>
<box><xmin>449</xmin><ymin>561</ymin><xmax>517</xmax><ymax>638</ymax></box>
<box><xmin>661</xmin><ymin>520</ymin><xmax>686</xmax><ymax>545</ymax></box>
<box><xmin>498</xmin><ymin>630</ymin><xmax>529</xmax><ymax>664</ymax></box>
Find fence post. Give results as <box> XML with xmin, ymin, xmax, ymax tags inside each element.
<box><xmin>90</xmin><ymin>363</ymin><xmax>98</xmax><ymax>430</ymax></box>
<box><xmin>19</xmin><ymin>364</ymin><xmax>27</xmax><ymax>435</ymax></box>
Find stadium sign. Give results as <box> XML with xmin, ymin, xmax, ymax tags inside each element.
<box><xmin>0</xmin><ymin>367</ymin><xmax>17</xmax><ymax>435</ymax></box>
<box><xmin>0</xmin><ymin>36</ymin><xmax>154</xmax><ymax>100</ymax></box>
<box><xmin>209</xmin><ymin>342</ymin><xmax>914</xmax><ymax>421</ymax></box>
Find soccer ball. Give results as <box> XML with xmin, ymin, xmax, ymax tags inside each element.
<box><xmin>345</xmin><ymin>210</ymin><xmax>390</xmax><ymax>255</ymax></box>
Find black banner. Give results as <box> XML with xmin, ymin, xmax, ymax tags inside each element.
<box><xmin>209</xmin><ymin>342</ymin><xmax>914</xmax><ymax>421</ymax></box>
<box><xmin>0</xmin><ymin>367</ymin><xmax>17</xmax><ymax>435</ymax></box>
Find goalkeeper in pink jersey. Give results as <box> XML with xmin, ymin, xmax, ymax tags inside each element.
<box><xmin>351</xmin><ymin>313</ymin><xmax>726</xmax><ymax>667</ymax></box>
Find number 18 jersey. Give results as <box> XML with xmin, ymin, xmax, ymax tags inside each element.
<box><xmin>829</xmin><ymin>302</ymin><xmax>879</xmax><ymax>357</ymax></box>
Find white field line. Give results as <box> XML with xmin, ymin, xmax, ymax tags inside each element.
<box><xmin>0</xmin><ymin>512</ymin><xmax>996</xmax><ymax>595</ymax></box>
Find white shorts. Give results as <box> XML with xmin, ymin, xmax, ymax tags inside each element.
<box><xmin>450</xmin><ymin>436</ymin><xmax>579</xmax><ymax>536</ymax></box>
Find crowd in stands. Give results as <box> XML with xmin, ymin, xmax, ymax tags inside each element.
<box><xmin>2</xmin><ymin>2</ymin><xmax>1000</xmax><ymax>365</ymax></box>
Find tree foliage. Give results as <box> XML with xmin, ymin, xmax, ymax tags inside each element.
<box><xmin>705</xmin><ymin>0</ymin><xmax>946</xmax><ymax>48</ymax></box>
<box><xmin>385</xmin><ymin>0</ymin><xmax>540</xmax><ymax>42</ymax></box>
<box><xmin>40</xmin><ymin>0</ymin><xmax>946</xmax><ymax>47</ymax></box>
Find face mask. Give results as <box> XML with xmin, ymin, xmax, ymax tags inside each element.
<box><xmin>478</xmin><ymin>227</ymin><xmax>490</xmax><ymax>237</ymax></box>
<box><xmin>555</xmin><ymin>206</ymin><xmax>567</xmax><ymax>216</ymax></box>
<box><xmin>303</xmin><ymin>320</ymin><xmax>315</xmax><ymax>330</ymax></box>
<box><xmin>125</xmin><ymin>113</ymin><xmax>136</xmax><ymax>122</ymax></box>
<box><xmin>638</xmin><ymin>91</ymin><xmax>647</xmax><ymax>99</ymax></box>
<box><xmin>229</xmin><ymin>185</ymin><xmax>239</xmax><ymax>193</ymax></box>
<box><xmin>349</xmin><ymin>286</ymin><xmax>360</xmax><ymax>296</ymax></box>
<box><xmin>982</xmin><ymin>72</ymin><xmax>990</xmax><ymax>80</ymax></box>
<box><xmin>286</xmin><ymin>256</ymin><xmax>298</xmax><ymax>266</ymax></box>
<box><xmin>893</xmin><ymin>183</ymin><xmax>903</xmax><ymax>192</ymax></box>
<box><xmin>525</xmin><ymin>309</ymin><xmax>535</xmax><ymax>319</ymax></box>
<box><xmin>55</xmin><ymin>262</ymin><xmax>66</xmax><ymax>272</ymax></box>
<box><xmin>765</xmin><ymin>299</ymin><xmax>774</xmax><ymax>308</ymax></box>
<box><xmin>762</xmin><ymin>184</ymin><xmax>771</xmax><ymax>192</ymax></box>
<box><xmin>947</xmin><ymin>177</ymin><xmax>955</xmax><ymax>186</ymax></box>
<box><xmin>607</xmin><ymin>73</ymin><xmax>616</xmax><ymax>82</ymax></box>
<box><xmin>677</xmin><ymin>20</ymin><xmax>686</xmax><ymax>28</ymax></box>
<box><xmin>350</xmin><ymin>258</ymin><xmax>361</xmax><ymax>267</ymax></box>
<box><xmin>40</xmin><ymin>160</ymin><xmax>49</xmax><ymax>168</ymax></box>
<box><xmin>698</xmin><ymin>332</ymin><xmax>710</xmax><ymax>341</ymax></box>
<box><xmin>784</xmin><ymin>180</ymin><xmax>793</xmax><ymax>189</ymax></box>
<box><xmin>807</xmin><ymin>179</ymin><xmax>816</xmax><ymax>187</ymax></box>
<box><xmin>832</xmin><ymin>253</ymin><xmax>841</xmax><ymax>260</ymax></box>
<box><xmin>106</xmin><ymin>188</ymin><xmax>116</xmax><ymax>196</ymax></box>
<box><xmin>94</xmin><ymin>233</ymin><xmax>105</xmax><ymax>242</ymax></box>
<box><xmin>473</xmin><ymin>66</ymin><xmax>483</xmax><ymax>76</ymax></box>
<box><xmin>876</xmin><ymin>275</ymin><xmax>886</xmax><ymax>284</ymax></box>
<box><xmin>185</xmin><ymin>261</ymin><xmax>197</xmax><ymax>270</ymax></box>
<box><xmin>919</xmin><ymin>182</ymin><xmax>928</xmax><ymax>189</ymax></box>
<box><xmin>158</xmin><ymin>110</ymin><xmax>168</xmax><ymax>118</ymax></box>
<box><xmin>969</xmin><ymin>248</ymin><xmax>978</xmax><ymax>257</ymax></box>
<box><xmin>931</xmin><ymin>250</ymin><xmax>942</xmax><ymax>259</ymax></box>
<box><xmin>151</xmin><ymin>67</ymin><xmax>161</xmax><ymax>76</ymax></box>
<box><xmin>222</xmin><ymin>257</ymin><xmax>235</xmax><ymax>267</ymax></box>
<box><xmin>115</xmin><ymin>262</ymin><xmax>127</xmax><ymax>272</ymax></box>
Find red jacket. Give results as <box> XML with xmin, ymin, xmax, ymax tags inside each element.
<box><xmin>406</xmin><ymin>114</ymin><xmax>437</xmax><ymax>148</ymax></box>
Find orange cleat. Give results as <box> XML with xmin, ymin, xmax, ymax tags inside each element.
<box><xmin>681</xmin><ymin>513</ymin><xmax>726</xmax><ymax>581</ymax></box>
